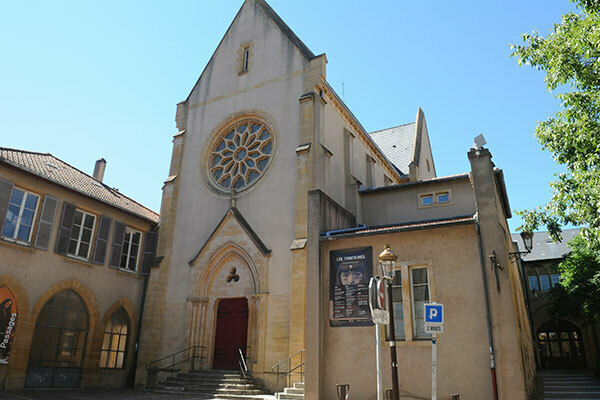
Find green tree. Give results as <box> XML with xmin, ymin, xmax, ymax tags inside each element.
<box><xmin>547</xmin><ymin>236</ymin><xmax>600</xmax><ymax>324</ymax></box>
<box><xmin>511</xmin><ymin>0</ymin><xmax>600</xmax><ymax>248</ymax></box>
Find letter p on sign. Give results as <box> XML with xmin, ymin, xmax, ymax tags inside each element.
<box><xmin>424</xmin><ymin>303</ymin><xmax>443</xmax><ymax>324</ymax></box>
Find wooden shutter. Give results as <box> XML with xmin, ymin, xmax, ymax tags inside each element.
<box><xmin>0</xmin><ymin>179</ymin><xmax>14</xmax><ymax>232</ymax></box>
<box><xmin>109</xmin><ymin>221</ymin><xmax>126</xmax><ymax>268</ymax></box>
<box><xmin>34</xmin><ymin>195</ymin><xmax>59</xmax><ymax>250</ymax></box>
<box><xmin>140</xmin><ymin>231</ymin><xmax>158</xmax><ymax>275</ymax></box>
<box><xmin>55</xmin><ymin>202</ymin><xmax>76</xmax><ymax>255</ymax></box>
<box><xmin>92</xmin><ymin>215</ymin><xmax>112</xmax><ymax>265</ymax></box>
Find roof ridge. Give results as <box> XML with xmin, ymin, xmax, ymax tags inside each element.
<box><xmin>47</xmin><ymin>154</ymin><xmax>160</xmax><ymax>218</ymax></box>
<box><xmin>1</xmin><ymin>147</ymin><xmax>159</xmax><ymax>219</ymax></box>
<box><xmin>369</xmin><ymin>122</ymin><xmax>416</xmax><ymax>135</ymax></box>
<box><xmin>0</xmin><ymin>147</ymin><xmax>51</xmax><ymax>156</ymax></box>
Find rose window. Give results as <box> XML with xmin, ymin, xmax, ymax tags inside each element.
<box><xmin>209</xmin><ymin>119</ymin><xmax>273</xmax><ymax>192</ymax></box>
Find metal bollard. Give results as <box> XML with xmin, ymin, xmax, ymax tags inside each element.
<box><xmin>450</xmin><ymin>394</ymin><xmax>460</xmax><ymax>400</ymax></box>
<box><xmin>336</xmin><ymin>384</ymin><xmax>350</xmax><ymax>400</ymax></box>
<box><xmin>385</xmin><ymin>389</ymin><xmax>393</xmax><ymax>400</ymax></box>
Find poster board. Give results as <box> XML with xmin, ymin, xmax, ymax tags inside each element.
<box><xmin>329</xmin><ymin>247</ymin><xmax>373</xmax><ymax>327</ymax></box>
<box><xmin>0</xmin><ymin>287</ymin><xmax>18</xmax><ymax>364</ymax></box>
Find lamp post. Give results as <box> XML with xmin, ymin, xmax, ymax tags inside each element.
<box><xmin>378</xmin><ymin>245</ymin><xmax>400</xmax><ymax>400</ymax></box>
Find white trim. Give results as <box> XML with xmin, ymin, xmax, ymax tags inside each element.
<box><xmin>68</xmin><ymin>209</ymin><xmax>96</xmax><ymax>260</ymax></box>
<box><xmin>121</xmin><ymin>227</ymin><xmax>142</xmax><ymax>271</ymax></box>
<box><xmin>1</xmin><ymin>187</ymin><xmax>40</xmax><ymax>244</ymax></box>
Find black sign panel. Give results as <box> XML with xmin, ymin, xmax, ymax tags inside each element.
<box><xmin>329</xmin><ymin>247</ymin><xmax>373</xmax><ymax>327</ymax></box>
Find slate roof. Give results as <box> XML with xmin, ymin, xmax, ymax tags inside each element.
<box><xmin>0</xmin><ymin>148</ymin><xmax>159</xmax><ymax>223</ymax></box>
<box><xmin>511</xmin><ymin>228</ymin><xmax>580</xmax><ymax>262</ymax></box>
<box><xmin>368</xmin><ymin>123</ymin><xmax>416</xmax><ymax>175</ymax></box>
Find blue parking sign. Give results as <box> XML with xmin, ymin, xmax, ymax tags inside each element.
<box><xmin>424</xmin><ymin>303</ymin><xmax>443</xmax><ymax>324</ymax></box>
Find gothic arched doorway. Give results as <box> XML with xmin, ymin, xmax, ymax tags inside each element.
<box><xmin>25</xmin><ymin>290</ymin><xmax>89</xmax><ymax>388</ymax></box>
<box><xmin>213</xmin><ymin>297</ymin><xmax>248</xmax><ymax>370</ymax></box>
<box><xmin>537</xmin><ymin>319</ymin><xmax>586</xmax><ymax>369</ymax></box>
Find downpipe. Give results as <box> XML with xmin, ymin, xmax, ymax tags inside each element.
<box><xmin>476</xmin><ymin>220</ymin><xmax>500</xmax><ymax>400</ymax></box>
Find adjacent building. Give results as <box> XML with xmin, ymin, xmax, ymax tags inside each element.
<box><xmin>513</xmin><ymin>229</ymin><xmax>600</xmax><ymax>371</ymax></box>
<box><xmin>0</xmin><ymin>148</ymin><xmax>158</xmax><ymax>389</ymax></box>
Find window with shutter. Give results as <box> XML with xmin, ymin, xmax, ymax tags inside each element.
<box><xmin>141</xmin><ymin>231</ymin><xmax>158</xmax><ymax>275</ymax></box>
<box><xmin>34</xmin><ymin>195</ymin><xmax>59</xmax><ymax>250</ymax></box>
<box><xmin>119</xmin><ymin>227</ymin><xmax>141</xmax><ymax>271</ymax></box>
<box><xmin>0</xmin><ymin>179</ymin><xmax>14</xmax><ymax>231</ymax></box>
<box><xmin>92</xmin><ymin>215</ymin><xmax>112</xmax><ymax>265</ymax></box>
<box><xmin>55</xmin><ymin>202</ymin><xmax>76</xmax><ymax>255</ymax></box>
<box><xmin>109</xmin><ymin>222</ymin><xmax>126</xmax><ymax>269</ymax></box>
<box><xmin>67</xmin><ymin>209</ymin><xmax>96</xmax><ymax>260</ymax></box>
<box><xmin>1</xmin><ymin>187</ymin><xmax>40</xmax><ymax>244</ymax></box>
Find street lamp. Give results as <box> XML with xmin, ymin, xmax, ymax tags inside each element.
<box><xmin>508</xmin><ymin>231</ymin><xmax>534</xmax><ymax>261</ymax></box>
<box><xmin>378</xmin><ymin>245</ymin><xmax>400</xmax><ymax>400</ymax></box>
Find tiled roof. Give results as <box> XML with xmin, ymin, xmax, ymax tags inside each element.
<box><xmin>369</xmin><ymin>123</ymin><xmax>416</xmax><ymax>175</ymax></box>
<box><xmin>0</xmin><ymin>148</ymin><xmax>159</xmax><ymax>223</ymax></box>
<box><xmin>322</xmin><ymin>215</ymin><xmax>475</xmax><ymax>239</ymax></box>
<box><xmin>511</xmin><ymin>228</ymin><xmax>580</xmax><ymax>262</ymax></box>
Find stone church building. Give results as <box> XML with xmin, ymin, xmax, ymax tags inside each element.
<box><xmin>134</xmin><ymin>1</ymin><xmax>536</xmax><ymax>399</ymax></box>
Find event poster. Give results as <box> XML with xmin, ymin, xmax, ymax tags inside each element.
<box><xmin>329</xmin><ymin>247</ymin><xmax>373</xmax><ymax>327</ymax></box>
<box><xmin>0</xmin><ymin>287</ymin><xmax>18</xmax><ymax>364</ymax></box>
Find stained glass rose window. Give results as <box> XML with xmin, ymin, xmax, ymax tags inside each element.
<box><xmin>208</xmin><ymin>119</ymin><xmax>274</xmax><ymax>193</ymax></box>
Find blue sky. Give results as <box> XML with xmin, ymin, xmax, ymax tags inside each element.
<box><xmin>0</xmin><ymin>1</ymin><xmax>576</xmax><ymax>232</ymax></box>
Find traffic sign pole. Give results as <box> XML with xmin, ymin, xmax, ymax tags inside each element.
<box><xmin>432</xmin><ymin>334</ymin><xmax>437</xmax><ymax>400</ymax></box>
<box><xmin>424</xmin><ymin>303</ymin><xmax>443</xmax><ymax>400</ymax></box>
<box><xmin>375</xmin><ymin>323</ymin><xmax>383</xmax><ymax>400</ymax></box>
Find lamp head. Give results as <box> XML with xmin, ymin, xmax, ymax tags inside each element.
<box><xmin>378</xmin><ymin>245</ymin><xmax>397</xmax><ymax>278</ymax></box>
<box><xmin>521</xmin><ymin>231</ymin><xmax>534</xmax><ymax>252</ymax></box>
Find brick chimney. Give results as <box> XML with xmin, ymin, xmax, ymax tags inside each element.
<box><xmin>93</xmin><ymin>158</ymin><xmax>106</xmax><ymax>182</ymax></box>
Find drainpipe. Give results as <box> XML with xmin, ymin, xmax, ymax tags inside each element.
<box><xmin>475</xmin><ymin>220</ymin><xmax>499</xmax><ymax>400</ymax></box>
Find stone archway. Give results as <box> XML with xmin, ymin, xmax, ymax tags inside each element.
<box><xmin>24</xmin><ymin>280</ymin><xmax>99</xmax><ymax>388</ymax></box>
<box><xmin>188</xmin><ymin>243</ymin><xmax>265</xmax><ymax>371</ymax></box>
<box><xmin>537</xmin><ymin>319</ymin><xmax>586</xmax><ymax>369</ymax></box>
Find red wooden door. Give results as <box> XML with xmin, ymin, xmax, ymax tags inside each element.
<box><xmin>213</xmin><ymin>298</ymin><xmax>249</xmax><ymax>370</ymax></box>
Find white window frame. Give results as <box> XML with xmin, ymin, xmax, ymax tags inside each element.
<box><xmin>410</xmin><ymin>266</ymin><xmax>431</xmax><ymax>339</ymax></box>
<box><xmin>418</xmin><ymin>189</ymin><xmax>453</xmax><ymax>209</ymax></box>
<box><xmin>386</xmin><ymin>264</ymin><xmax>434</xmax><ymax>342</ymax></box>
<box><xmin>120</xmin><ymin>227</ymin><xmax>142</xmax><ymax>271</ymax></box>
<box><xmin>68</xmin><ymin>209</ymin><xmax>96</xmax><ymax>260</ymax></box>
<box><xmin>2</xmin><ymin>187</ymin><xmax>40</xmax><ymax>244</ymax></box>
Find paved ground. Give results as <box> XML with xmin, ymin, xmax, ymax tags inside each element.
<box><xmin>542</xmin><ymin>370</ymin><xmax>600</xmax><ymax>399</ymax></box>
<box><xmin>0</xmin><ymin>389</ymin><xmax>224</xmax><ymax>400</ymax></box>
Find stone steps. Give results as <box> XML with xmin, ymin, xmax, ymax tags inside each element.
<box><xmin>275</xmin><ymin>381</ymin><xmax>304</xmax><ymax>400</ymax></box>
<box><xmin>541</xmin><ymin>370</ymin><xmax>600</xmax><ymax>399</ymax></box>
<box><xmin>150</xmin><ymin>369</ymin><xmax>272</xmax><ymax>399</ymax></box>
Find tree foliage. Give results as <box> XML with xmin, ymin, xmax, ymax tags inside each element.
<box><xmin>547</xmin><ymin>236</ymin><xmax>600</xmax><ymax>324</ymax></box>
<box><xmin>511</xmin><ymin>0</ymin><xmax>600</xmax><ymax>249</ymax></box>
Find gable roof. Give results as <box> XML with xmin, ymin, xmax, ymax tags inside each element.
<box><xmin>0</xmin><ymin>147</ymin><xmax>159</xmax><ymax>223</ymax></box>
<box><xmin>369</xmin><ymin>122</ymin><xmax>416</xmax><ymax>175</ymax></box>
<box><xmin>188</xmin><ymin>207</ymin><xmax>270</xmax><ymax>265</ymax></box>
<box><xmin>511</xmin><ymin>228</ymin><xmax>580</xmax><ymax>262</ymax></box>
<box><xmin>185</xmin><ymin>0</ymin><xmax>316</xmax><ymax>103</ymax></box>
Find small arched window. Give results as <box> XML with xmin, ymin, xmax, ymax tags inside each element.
<box><xmin>99</xmin><ymin>307</ymin><xmax>129</xmax><ymax>369</ymax></box>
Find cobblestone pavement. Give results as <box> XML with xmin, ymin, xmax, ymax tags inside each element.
<box><xmin>0</xmin><ymin>389</ymin><xmax>221</xmax><ymax>400</ymax></box>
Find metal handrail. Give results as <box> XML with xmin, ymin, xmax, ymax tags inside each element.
<box><xmin>238</xmin><ymin>348</ymin><xmax>248</xmax><ymax>379</ymax></box>
<box><xmin>271</xmin><ymin>348</ymin><xmax>305</xmax><ymax>393</ymax></box>
<box><xmin>145</xmin><ymin>345</ymin><xmax>206</xmax><ymax>388</ymax></box>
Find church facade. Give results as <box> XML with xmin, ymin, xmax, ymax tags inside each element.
<box><xmin>135</xmin><ymin>1</ymin><xmax>536</xmax><ymax>399</ymax></box>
